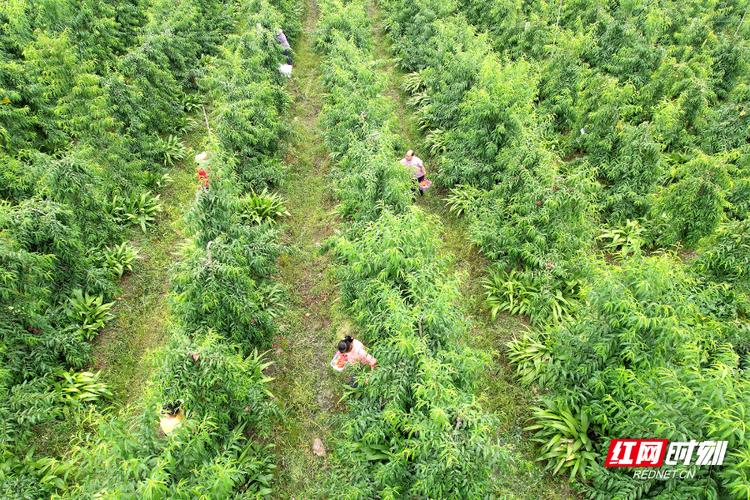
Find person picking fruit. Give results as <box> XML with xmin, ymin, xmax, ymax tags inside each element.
<box><xmin>159</xmin><ymin>401</ymin><xmax>184</xmax><ymax>436</ymax></box>
<box><xmin>400</xmin><ymin>149</ymin><xmax>429</xmax><ymax>196</ymax></box>
<box><xmin>330</xmin><ymin>335</ymin><xmax>377</xmax><ymax>371</ymax></box>
<box><xmin>195</xmin><ymin>151</ymin><xmax>210</xmax><ymax>191</ymax></box>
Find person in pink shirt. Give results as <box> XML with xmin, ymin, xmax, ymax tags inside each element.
<box><xmin>331</xmin><ymin>335</ymin><xmax>377</xmax><ymax>371</ymax></box>
<box><xmin>400</xmin><ymin>149</ymin><xmax>427</xmax><ymax>196</ymax></box>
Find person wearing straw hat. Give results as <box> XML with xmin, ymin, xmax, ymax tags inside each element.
<box><xmin>159</xmin><ymin>401</ymin><xmax>185</xmax><ymax>436</ymax></box>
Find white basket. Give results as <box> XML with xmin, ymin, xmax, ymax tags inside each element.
<box><xmin>330</xmin><ymin>352</ymin><xmax>346</xmax><ymax>372</ymax></box>
<box><xmin>278</xmin><ymin>64</ymin><xmax>293</xmax><ymax>78</ymax></box>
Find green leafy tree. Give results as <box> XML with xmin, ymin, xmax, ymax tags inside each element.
<box><xmin>649</xmin><ymin>154</ymin><xmax>731</xmax><ymax>247</ymax></box>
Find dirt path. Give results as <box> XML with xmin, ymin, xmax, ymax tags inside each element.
<box><xmin>368</xmin><ymin>4</ymin><xmax>576</xmax><ymax>497</ymax></box>
<box><xmin>269</xmin><ymin>0</ymin><xmax>346</xmax><ymax>495</ymax></box>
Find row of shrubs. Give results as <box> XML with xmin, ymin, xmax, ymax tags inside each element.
<box><xmin>314</xmin><ymin>1</ymin><xmax>507</xmax><ymax>497</ymax></box>
<box><xmin>380</xmin><ymin>0</ymin><xmax>749</xmax><ymax>497</ymax></box>
<box><xmin>1</xmin><ymin>0</ymin><xmax>301</xmax><ymax>497</ymax></box>
<box><xmin>1</xmin><ymin>0</ymin><xmax>238</xmax><ymax>484</ymax></box>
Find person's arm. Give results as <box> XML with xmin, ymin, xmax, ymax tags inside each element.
<box><xmin>419</xmin><ymin>159</ymin><xmax>426</xmax><ymax>177</ymax></box>
<box><xmin>363</xmin><ymin>350</ymin><xmax>377</xmax><ymax>369</ymax></box>
<box><xmin>354</xmin><ymin>340</ymin><xmax>377</xmax><ymax>369</ymax></box>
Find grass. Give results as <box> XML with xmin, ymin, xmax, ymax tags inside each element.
<box><xmin>91</xmin><ymin>127</ymin><xmax>203</xmax><ymax>406</ymax></box>
<box><xmin>368</xmin><ymin>3</ymin><xmax>578</xmax><ymax>498</ymax></box>
<box><xmin>29</xmin><ymin>125</ymin><xmax>207</xmax><ymax>458</ymax></box>
<box><xmin>268</xmin><ymin>1</ymin><xmax>349</xmax><ymax>496</ymax></box>
<box><xmin>266</xmin><ymin>0</ymin><xmax>577</xmax><ymax>496</ymax></box>
<box><xmin>89</xmin><ymin>0</ymin><xmax>262</xmax><ymax>408</ymax></box>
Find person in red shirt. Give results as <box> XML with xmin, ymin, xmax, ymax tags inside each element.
<box><xmin>196</xmin><ymin>166</ymin><xmax>209</xmax><ymax>190</ymax></box>
<box><xmin>195</xmin><ymin>151</ymin><xmax>210</xmax><ymax>191</ymax></box>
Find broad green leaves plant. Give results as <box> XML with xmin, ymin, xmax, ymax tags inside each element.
<box><xmin>55</xmin><ymin>371</ymin><xmax>112</xmax><ymax>405</ymax></box>
<box><xmin>154</xmin><ymin>134</ymin><xmax>188</xmax><ymax>166</ymax></box>
<box><xmin>444</xmin><ymin>184</ymin><xmax>483</xmax><ymax>217</ymax></box>
<box><xmin>506</xmin><ymin>334</ymin><xmax>554</xmax><ymax>387</ymax></box>
<box><xmin>597</xmin><ymin>219</ymin><xmax>644</xmax><ymax>258</ymax></box>
<box><xmin>482</xmin><ymin>268</ymin><xmax>577</xmax><ymax>326</ymax></box>
<box><xmin>111</xmin><ymin>191</ymin><xmax>163</xmax><ymax>232</ymax></box>
<box><xmin>100</xmin><ymin>242</ymin><xmax>139</xmax><ymax>277</ymax></box>
<box><xmin>239</xmin><ymin>189</ymin><xmax>289</xmax><ymax>225</ymax></box>
<box><xmin>525</xmin><ymin>402</ymin><xmax>596</xmax><ymax>481</ymax></box>
<box><xmin>483</xmin><ymin>269</ymin><xmax>537</xmax><ymax>319</ymax></box>
<box><xmin>66</xmin><ymin>289</ymin><xmax>114</xmax><ymax>341</ymax></box>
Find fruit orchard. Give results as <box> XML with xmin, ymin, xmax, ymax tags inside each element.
<box><xmin>0</xmin><ymin>0</ymin><xmax>748</xmax><ymax>498</ymax></box>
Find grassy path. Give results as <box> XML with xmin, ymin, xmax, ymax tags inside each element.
<box><xmin>265</xmin><ymin>0</ymin><xmax>576</xmax><ymax>496</ymax></box>
<box><xmin>369</xmin><ymin>4</ymin><xmax>576</xmax><ymax>497</ymax></box>
<box><xmin>91</xmin><ymin>141</ymin><xmax>198</xmax><ymax>405</ymax></box>
<box><xmin>269</xmin><ymin>1</ymin><xmax>347</xmax><ymax>495</ymax></box>
<box><xmin>32</xmin><ymin>129</ymin><xmax>203</xmax><ymax>455</ymax></box>
<box><xmin>91</xmin><ymin>1</ymin><xmax>261</xmax><ymax>407</ymax></box>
